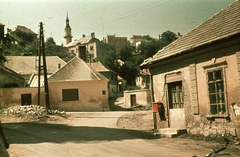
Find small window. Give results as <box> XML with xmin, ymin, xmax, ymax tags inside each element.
<box><xmin>90</xmin><ymin>46</ymin><xmax>94</xmax><ymax>51</ymax></box>
<box><xmin>207</xmin><ymin>69</ymin><xmax>226</xmax><ymax>115</ymax></box>
<box><xmin>102</xmin><ymin>90</ymin><xmax>106</xmax><ymax>95</ymax></box>
<box><xmin>62</xmin><ymin>89</ymin><xmax>79</xmax><ymax>101</ymax></box>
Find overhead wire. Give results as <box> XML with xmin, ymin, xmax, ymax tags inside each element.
<box><xmin>73</xmin><ymin>1</ymin><xmax>170</xmax><ymax>32</ymax></box>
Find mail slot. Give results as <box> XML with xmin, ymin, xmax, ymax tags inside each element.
<box><xmin>152</xmin><ymin>102</ymin><xmax>163</xmax><ymax>113</ymax></box>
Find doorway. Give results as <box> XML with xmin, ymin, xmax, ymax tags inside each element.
<box><xmin>130</xmin><ymin>94</ymin><xmax>136</xmax><ymax>106</ymax></box>
<box><xmin>167</xmin><ymin>81</ymin><xmax>186</xmax><ymax>128</ymax></box>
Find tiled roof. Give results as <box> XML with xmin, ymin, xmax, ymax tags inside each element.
<box><xmin>130</xmin><ymin>35</ymin><xmax>143</xmax><ymax>39</ymax></box>
<box><xmin>48</xmin><ymin>57</ymin><xmax>108</xmax><ymax>81</ymax></box>
<box><xmin>11</xmin><ymin>25</ymin><xmax>37</xmax><ymax>35</ymax></box>
<box><xmin>141</xmin><ymin>1</ymin><xmax>240</xmax><ymax>67</ymax></box>
<box><xmin>0</xmin><ymin>65</ymin><xmax>24</xmax><ymax>80</ymax></box>
<box><xmin>64</xmin><ymin>35</ymin><xmax>99</xmax><ymax>47</ymax></box>
<box><xmin>5</xmin><ymin>56</ymin><xmax>67</xmax><ymax>75</ymax></box>
<box><xmin>87</xmin><ymin>61</ymin><xmax>116</xmax><ymax>73</ymax></box>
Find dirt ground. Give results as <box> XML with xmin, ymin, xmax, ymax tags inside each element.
<box><xmin>1</xmin><ymin>104</ymin><xmax>240</xmax><ymax>156</ymax></box>
<box><xmin>116</xmin><ymin>111</ymin><xmax>240</xmax><ymax>157</ymax></box>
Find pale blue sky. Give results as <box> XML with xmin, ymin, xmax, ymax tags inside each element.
<box><xmin>0</xmin><ymin>0</ymin><xmax>236</xmax><ymax>45</ymax></box>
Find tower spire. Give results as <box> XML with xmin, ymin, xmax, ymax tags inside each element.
<box><xmin>64</xmin><ymin>12</ymin><xmax>72</xmax><ymax>45</ymax></box>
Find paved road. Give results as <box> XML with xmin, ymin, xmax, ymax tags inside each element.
<box><xmin>4</xmin><ymin>112</ymin><xmax>197</xmax><ymax>157</ymax></box>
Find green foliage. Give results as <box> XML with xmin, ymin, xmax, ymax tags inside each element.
<box><xmin>161</xmin><ymin>30</ymin><xmax>178</xmax><ymax>46</ymax></box>
<box><xmin>44</xmin><ymin>37</ymin><xmax>74</xmax><ymax>62</ymax></box>
<box><xmin>15</xmin><ymin>30</ymin><xmax>35</xmax><ymax>43</ymax></box>
<box><xmin>101</xmin><ymin>30</ymin><xmax>178</xmax><ymax>86</ymax></box>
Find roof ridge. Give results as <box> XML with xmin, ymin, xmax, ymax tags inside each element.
<box><xmin>142</xmin><ymin>1</ymin><xmax>240</xmax><ymax>67</ymax></box>
<box><xmin>82</xmin><ymin>60</ymin><xmax>108</xmax><ymax>80</ymax></box>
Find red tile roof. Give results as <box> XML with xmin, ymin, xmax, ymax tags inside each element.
<box><xmin>141</xmin><ymin>1</ymin><xmax>240</xmax><ymax>67</ymax></box>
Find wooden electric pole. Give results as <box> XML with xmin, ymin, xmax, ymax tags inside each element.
<box><xmin>38</xmin><ymin>22</ymin><xmax>50</xmax><ymax>110</ymax></box>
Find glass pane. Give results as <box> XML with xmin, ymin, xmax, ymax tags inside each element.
<box><xmin>210</xmin><ymin>94</ymin><xmax>217</xmax><ymax>103</ymax></box>
<box><xmin>217</xmin><ymin>93</ymin><xmax>225</xmax><ymax>103</ymax></box>
<box><xmin>208</xmin><ymin>72</ymin><xmax>213</xmax><ymax>81</ymax></box>
<box><xmin>210</xmin><ymin>105</ymin><xmax>218</xmax><ymax>114</ymax></box>
<box><xmin>209</xmin><ymin>83</ymin><xmax>215</xmax><ymax>93</ymax></box>
<box><xmin>217</xmin><ymin>82</ymin><xmax>224</xmax><ymax>92</ymax></box>
<box><xmin>215</xmin><ymin>70</ymin><xmax>222</xmax><ymax>80</ymax></box>
<box><xmin>220</xmin><ymin>104</ymin><xmax>226</xmax><ymax>114</ymax></box>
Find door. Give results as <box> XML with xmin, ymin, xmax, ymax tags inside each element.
<box><xmin>130</xmin><ymin>94</ymin><xmax>136</xmax><ymax>106</ymax></box>
<box><xmin>168</xmin><ymin>81</ymin><xmax>186</xmax><ymax>128</ymax></box>
<box><xmin>21</xmin><ymin>93</ymin><xmax>32</xmax><ymax>105</ymax></box>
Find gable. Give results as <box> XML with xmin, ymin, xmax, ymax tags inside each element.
<box><xmin>65</xmin><ymin>36</ymin><xmax>100</xmax><ymax>48</ymax></box>
<box><xmin>0</xmin><ymin>66</ymin><xmax>25</xmax><ymax>87</ymax></box>
<box><xmin>141</xmin><ymin>1</ymin><xmax>240</xmax><ymax>67</ymax></box>
<box><xmin>48</xmin><ymin>57</ymin><xmax>108</xmax><ymax>81</ymax></box>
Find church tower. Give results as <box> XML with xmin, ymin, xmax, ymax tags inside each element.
<box><xmin>64</xmin><ymin>13</ymin><xmax>72</xmax><ymax>45</ymax></box>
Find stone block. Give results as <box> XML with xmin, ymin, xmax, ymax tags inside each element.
<box><xmin>216</xmin><ymin>128</ymin><xmax>226</xmax><ymax>136</ymax></box>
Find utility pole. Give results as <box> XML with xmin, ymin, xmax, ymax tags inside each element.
<box><xmin>38</xmin><ymin>22</ymin><xmax>50</xmax><ymax>110</ymax></box>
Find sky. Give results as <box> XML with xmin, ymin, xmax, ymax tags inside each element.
<box><xmin>0</xmin><ymin>0</ymin><xmax>236</xmax><ymax>45</ymax></box>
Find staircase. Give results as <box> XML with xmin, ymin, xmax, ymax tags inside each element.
<box><xmin>159</xmin><ymin>128</ymin><xmax>187</xmax><ymax>138</ymax></box>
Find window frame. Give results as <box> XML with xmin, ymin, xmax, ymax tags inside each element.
<box><xmin>203</xmin><ymin>61</ymin><xmax>228</xmax><ymax>116</ymax></box>
<box><xmin>167</xmin><ymin>81</ymin><xmax>183</xmax><ymax>109</ymax></box>
<box><xmin>62</xmin><ymin>88</ymin><xmax>79</xmax><ymax>101</ymax></box>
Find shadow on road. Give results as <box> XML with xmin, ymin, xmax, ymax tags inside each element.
<box><xmin>4</xmin><ymin>122</ymin><xmax>159</xmax><ymax>144</ymax></box>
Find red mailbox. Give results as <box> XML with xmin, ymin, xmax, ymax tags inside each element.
<box><xmin>152</xmin><ymin>102</ymin><xmax>163</xmax><ymax>113</ymax></box>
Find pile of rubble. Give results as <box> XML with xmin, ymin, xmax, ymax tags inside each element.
<box><xmin>2</xmin><ymin>105</ymin><xmax>66</xmax><ymax>117</ymax></box>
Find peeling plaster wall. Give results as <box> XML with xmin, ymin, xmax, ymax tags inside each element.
<box><xmin>150</xmin><ymin>42</ymin><xmax>240</xmax><ymax>137</ymax></box>
<box><xmin>0</xmin><ymin>87</ymin><xmax>45</xmax><ymax>108</ymax></box>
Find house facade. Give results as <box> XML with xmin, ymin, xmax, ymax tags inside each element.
<box><xmin>129</xmin><ymin>35</ymin><xmax>144</xmax><ymax>47</ymax></box>
<box><xmin>48</xmin><ymin>57</ymin><xmax>109</xmax><ymax>111</ymax></box>
<box><xmin>141</xmin><ymin>1</ymin><xmax>240</xmax><ymax>137</ymax></box>
<box><xmin>103</xmin><ymin>34</ymin><xmax>128</xmax><ymax>50</ymax></box>
<box><xmin>0</xmin><ymin>57</ymin><xmax>110</xmax><ymax>111</ymax></box>
<box><xmin>64</xmin><ymin>33</ymin><xmax>106</xmax><ymax>62</ymax></box>
<box><xmin>136</xmin><ymin>69</ymin><xmax>150</xmax><ymax>89</ymax></box>
<box><xmin>124</xmin><ymin>89</ymin><xmax>151</xmax><ymax>108</ymax></box>
<box><xmin>87</xmin><ymin>61</ymin><xmax>118</xmax><ymax>98</ymax></box>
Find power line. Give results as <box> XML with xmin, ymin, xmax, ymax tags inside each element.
<box><xmin>73</xmin><ymin>1</ymin><xmax>170</xmax><ymax>32</ymax></box>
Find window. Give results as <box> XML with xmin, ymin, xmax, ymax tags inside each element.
<box><xmin>90</xmin><ymin>46</ymin><xmax>94</xmax><ymax>51</ymax></box>
<box><xmin>102</xmin><ymin>90</ymin><xmax>106</xmax><ymax>95</ymax></box>
<box><xmin>168</xmin><ymin>81</ymin><xmax>183</xmax><ymax>109</ymax></box>
<box><xmin>62</xmin><ymin>89</ymin><xmax>79</xmax><ymax>101</ymax></box>
<box><xmin>207</xmin><ymin>69</ymin><xmax>226</xmax><ymax>115</ymax></box>
<box><xmin>21</xmin><ymin>93</ymin><xmax>32</xmax><ymax>105</ymax></box>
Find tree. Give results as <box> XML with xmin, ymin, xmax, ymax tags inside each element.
<box><xmin>100</xmin><ymin>30</ymin><xmax>179</xmax><ymax>87</ymax></box>
<box><xmin>161</xmin><ymin>30</ymin><xmax>178</xmax><ymax>46</ymax></box>
<box><xmin>44</xmin><ymin>37</ymin><xmax>74</xmax><ymax>62</ymax></box>
<box><xmin>100</xmin><ymin>49</ymin><xmax>120</xmax><ymax>73</ymax></box>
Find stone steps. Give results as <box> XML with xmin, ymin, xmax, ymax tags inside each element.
<box><xmin>158</xmin><ymin>128</ymin><xmax>187</xmax><ymax>138</ymax></box>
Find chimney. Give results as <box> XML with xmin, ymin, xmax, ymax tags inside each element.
<box><xmin>91</xmin><ymin>32</ymin><xmax>95</xmax><ymax>38</ymax></box>
<box><xmin>82</xmin><ymin>34</ymin><xmax>85</xmax><ymax>38</ymax></box>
